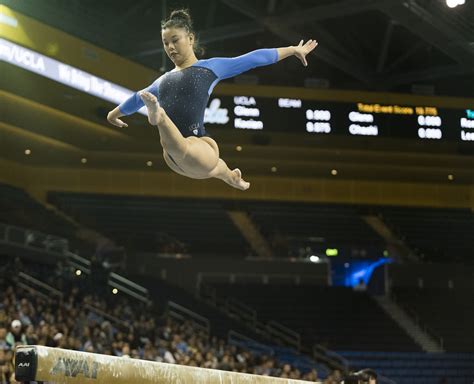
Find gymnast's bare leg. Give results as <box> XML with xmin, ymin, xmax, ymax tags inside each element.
<box><xmin>140</xmin><ymin>91</ymin><xmax>250</xmax><ymax>191</ymax></box>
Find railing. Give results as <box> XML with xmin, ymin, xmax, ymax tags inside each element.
<box><xmin>16</xmin><ymin>282</ymin><xmax>53</xmax><ymax>302</ymax></box>
<box><xmin>108</xmin><ymin>272</ymin><xmax>151</xmax><ymax>304</ymax></box>
<box><xmin>167</xmin><ymin>301</ymin><xmax>210</xmax><ymax>338</ymax></box>
<box><xmin>312</xmin><ymin>344</ymin><xmax>348</xmax><ymax>372</ymax></box>
<box><xmin>84</xmin><ymin>303</ymin><xmax>130</xmax><ymax>328</ymax></box>
<box><xmin>266</xmin><ymin>320</ymin><xmax>301</xmax><ymax>351</ymax></box>
<box><xmin>66</xmin><ymin>251</ymin><xmax>91</xmax><ymax>274</ymax></box>
<box><xmin>0</xmin><ymin>222</ymin><xmax>154</xmax><ymax>306</ymax></box>
<box><xmin>228</xmin><ymin>330</ymin><xmax>274</xmax><ymax>356</ymax></box>
<box><xmin>17</xmin><ymin>272</ymin><xmax>63</xmax><ymax>299</ymax></box>
<box><xmin>225</xmin><ymin>297</ymin><xmax>257</xmax><ymax>327</ymax></box>
<box><xmin>197</xmin><ymin>272</ymin><xmax>323</xmax><ymax>291</ymax></box>
<box><xmin>0</xmin><ymin>222</ymin><xmax>69</xmax><ymax>255</ymax></box>
<box><xmin>377</xmin><ymin>375</ymin><xmax>398</xmax><ymax>384</ymax></box>
<box><xmin>197</xmin><ymin>281</ymin><xmax>303</xmax><ymax>351</ymax></box>
<box><xmin>390</xmin><ymin>293</ymin><xmax>444</xmax><ymax>351</ymax></box>
<box><xmin>198</xmin><ymin>282</ymin><xmax>218</xmax><ymax>304</ymax></box>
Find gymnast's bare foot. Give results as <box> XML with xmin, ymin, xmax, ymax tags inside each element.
<box><xmin>140</xmin><ymin>91</ymin><xmax>165</xmax><ymax>126</ymax></box>
<box><xmin>227</xmin><ymin>168</ymin><xmax>250</xmax><ymax>191</ymax></box>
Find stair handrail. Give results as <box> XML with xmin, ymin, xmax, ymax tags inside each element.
<box><xmin>18</xmin><ymin>272</ymin><xmax>63</xmax><ymax>298</ymax></box>
<box><xmin>166</xmin><ymin>301</ymin><xmax>210</xmax><ymax>338</ymax></box>
<box><xmin>312</xmin><ymin>344</ymin><xmax>349</xmax><ymax>372</ymax></box>
<box><xmin>266</xmin><ymin>320</ymin><xmax>301</xmax><ymax>351</ymax></box>
<box><xmin>84</xmin><ymin>303</ymin><xmax>130</xmax><ymax>328</ymax></box>
<box><xmin>225</xmin><ymin>297</ymin><xmax>258</xmax><ymax>327</ymax></box>
<box><xmin>228</xmin><ymin>330</ymin><xmax>274</xmax><ymax>356</ymax></box>
<box><xmin>390</xmin><ymin>292</ymin><xmax>444</xmax><ymax>351</ymax></box>
<box><xmin>0</xmin><ymin>222</ymin><xmax>69</xmax><ymax>255</ymax></box>
<box><xmin>108</xmin><ymin>272</ymin><xmax>152</xmax><ymax>304</ymax></box>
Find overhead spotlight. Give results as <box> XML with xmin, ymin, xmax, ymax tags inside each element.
<box><xmin>309</xmin><ymin>255</ymin><xmax>320</xmax><ymax>263</ymax></box>
<box><xmin>81</xmin><ymin>158</ymin><xmax>87</xmax><ymax>164</ymax></box>
<box><xmin>448</xmin><ymin>174</ymin><xmax>454</xmax><ymax>181</ymax></box>
<box><xmin>146</xmin><ymin>161</ymin><xmax>153</xmax><ymax>167</ymax></box>
<box><xmin>446</xmin><ymin>0</ymin><xmax>465</xmax><ymax>8</ymax></box>
<box><xmin>24</xmin><ymin>149</ymin><xmax>31</xmax><ymax>155</ymax></box>
<box><xmin>331</xmin><ymin>169</ymin><xmax>338</xmax><ymax>176</ymax></box>
<box><xmin>112</xmin><ymin>288</ymin><xmax>118</xmax><ymax>295</ymax></box>
<box><xmin>75</xmin><ymin>269</ymin><xmax>82</xmax><ymax>276</ymax></box>
<box><xmin>271</xmin><ymin>166</ymin><xmax>277</xmax><ymax>173</ymax></box>
<box><xmin>236</xmin><ymin>146</ymin><xmax>242</xmax><ymax>152</ymax></box>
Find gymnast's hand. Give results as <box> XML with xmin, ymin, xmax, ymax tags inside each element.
<box><xmin>107</xmin><ymin>107</ymin><xmax>128</xmax><ymax>128</ymax></box>
<box><xmin>294</xmin><ymin>39</ymin><xmax>318</xmax><ymax>67</ymax></box>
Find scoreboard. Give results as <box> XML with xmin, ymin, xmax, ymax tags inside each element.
<box><xmin>1</xmin><ymin>36</ymin><xmax>472</xmax><ymax>143</ymax></box>
<box><xmin>204</xmin><ymin>95</ymin><xmax>474</xmax><ymax>142</ymax></box>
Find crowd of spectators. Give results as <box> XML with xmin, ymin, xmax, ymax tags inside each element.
<box><xmin>0</xmin><ymin>260</ymin><xmax>345</xmax><ymax>384</ymax></box>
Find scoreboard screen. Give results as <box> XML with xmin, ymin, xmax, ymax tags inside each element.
<box><xmin>204</xmin><ymin>95</ymin><xmax>474</xmax><ymax>142</ymax></box>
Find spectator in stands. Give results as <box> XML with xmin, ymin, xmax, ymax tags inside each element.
<box><xmin>217</xmin><ymin>353</ymin><xmax>234</xmax><ymax>371</ymax></box>
<box><xmin>0</xmin><ymin>348</ymin><xmax>14</xmax><ymax>383</ymax></box>
<box><xmin>6</xmin><ymin>320</ymin><xmax>26</xmax><ymax>348</ymax></box>
<box><xmin>2</xmin><ymin>271</ymin><xmax>325</xmax><ymax>383</ymax></box>
<box><xmin>0</xmin><ymin>327</ymin><xmax>8</xmax><ymax>350</ymax></box>
<box><xmin>332</xmin><ymin>369</ymin><xmax>342</xmax><ymax>382</ymax></box>
<box><xmin>203</xmin><ymin>350</ymin><xmax>218</xmax><ymax>369</ymax></box>
<box><xmin>323</xmin><ymin>372</ymin><xmax>338</xmax><ymax>384</ymax></box>
<box><xmin>303</xmin><ymin>368</ymin><xmax>319</xmax><ymax>382</ymax></box>
<box><xmin>25</xmin><ymin>324</ymin><xmax>38</xmax><ymax>345</ymax></box>
<box><xmin>121</xmin><ymin>343</ymin><xmax>131</xmax><ymax>358</ymax></box>
<box><xmin>280</xmin><ymin>363</ymin><xmax>292</xmax><ymax>378</ymax></box>
<box><xmin>17</xmin><ymin>298</ymin><xmax>34</xmax><ymax>327</ymax></box>
<box><xmin>353</xmin><ymin>278</ymin><xmax>367</xmax><ymax>292</ymax></box>
<box><xmin>358</xmin><ymin>368</ymin><xmax>377</xmax><ymax>384</ymax></box>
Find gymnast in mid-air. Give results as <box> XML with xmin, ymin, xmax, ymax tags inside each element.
<box><xmin>107</xmin><ymin>9</ymin><xmax>318</xmax><ymax>190</ymax></box>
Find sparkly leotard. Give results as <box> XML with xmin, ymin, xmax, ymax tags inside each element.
<box><xmin>119</xmin><ymin>49</ymin><xmax>278</xmax><ymax>137</ymax></box>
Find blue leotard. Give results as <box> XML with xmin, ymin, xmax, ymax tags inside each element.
<box><xmin>119</xmin><ymin>48</ymin><xmax>278</xmax><ymax>137</ymax></box>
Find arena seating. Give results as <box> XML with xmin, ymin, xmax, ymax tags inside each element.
<box><xmin>392</xmin><ymin>287</ymin><xmax>474</xmax><ymax>352</ymax></box>
<box><xmin>0</xmin><ymin>183</ymin><xmax>89</xmax><ymax>253</ymax></box>
<box><xmin>339</xmin><ymin>351</ymin><xmax>474</xmax><ymax>384</ymax></box>
<box><xmin>129</xmin><ymin>274</ymin><xmax>273</xmax><ymax>343</ymax></box>
<box><xmin>379</xmin><ymin>206</ymin><xmax>473</xmax><ymax>262</ymax></box>
<box><xmin>48</xmin><ymin>192</ymin><xmax>248</xmax><ymax>257</ymax></box>
<box><xmin>47</xmin><ymin>193</ymin><xmax>391</xmax><ymax>258</ymax></box>
<box><xmin>0</xmin><ymin>256</ymin><xmax>324</xmax><ymax>382</ymax></box>
<box><xmin>210</xmin><ymin>284</ymin><xmax>420</xmax><ymax>352</ymax></box>
<box><xmin>245</xmin><ymin>202</ymin><xmax>386</xmax><ymax>257</ymax></box>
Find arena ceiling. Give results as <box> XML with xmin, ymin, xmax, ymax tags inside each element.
<box><xmin>4</xmin><ymin>0</ymin><xmax>474</xmax><ymax>97</ymax></box>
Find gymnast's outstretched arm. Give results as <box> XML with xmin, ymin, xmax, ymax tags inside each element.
<box><xmin>198</xmin><ymin>39</ymin><xmax>318</xmax><ymax>83</ymax></box>
<box><xmin>277</xmin><ymin>39</ymin><xmax>318</xmax><ymax>66</ymax></box>
<box><xmin>107</xmin><ymin>79</ymin><xmax>161</xmax><ymax>128</ymax></box>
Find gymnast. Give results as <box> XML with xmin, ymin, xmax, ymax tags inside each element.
<box><xmin>107</xmin><ymin>9</ymin><xmax>318</xmax><ymax>190</ymax></box>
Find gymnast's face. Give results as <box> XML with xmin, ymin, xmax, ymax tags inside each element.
<box><xmin>162</xmin><ymin>27</ymin><xmax>195</xmax><ymax>65</ymax></box>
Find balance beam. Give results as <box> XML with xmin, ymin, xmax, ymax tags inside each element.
<box><xmin>15</xmin><ymin>345</ymin><xmax>313</xmax><ymax>383</ymax></box>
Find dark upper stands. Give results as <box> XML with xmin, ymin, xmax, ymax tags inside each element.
<box><xmin>48</xmin><ymin>192</ymin><xmax>248</xmax><ymax>257</ymax></box>
<box><xmin>0</xmin><ymin>183</ymin><xmax>76</xmax><ymax>238</ymax></box>
<box><xmin>129</xmin><ymin>274</ymin><xmax>274</xmax><ymax>344</ymax></box>
<box><xmin>211</xmin><ymin>284</ymin><xmax>420</xmax><ymax>352</ymax></box>
<box><xmin>379</xmin><ymin>206</ymin><xmax>473</xmax><ymax>263</ymax></box>
<box><xmin>339</xmin><ymin>351</ymin><xmax>474</xmax><ymax>384</ymax></box>
<box><xmin>245</xmin><ymin>202</ymin><xmax>386</xmax><ymax>257</ymax></box>
<box><xmin>393</xmin><ymin>287</ymin><xmax>474</xmax><ymax>352</ymax></box>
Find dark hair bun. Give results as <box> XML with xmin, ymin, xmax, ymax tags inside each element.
<box><xmin>169</xmin><ymin>9</ymin><xmax>192</xmax><ymax>24</ymax></box>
